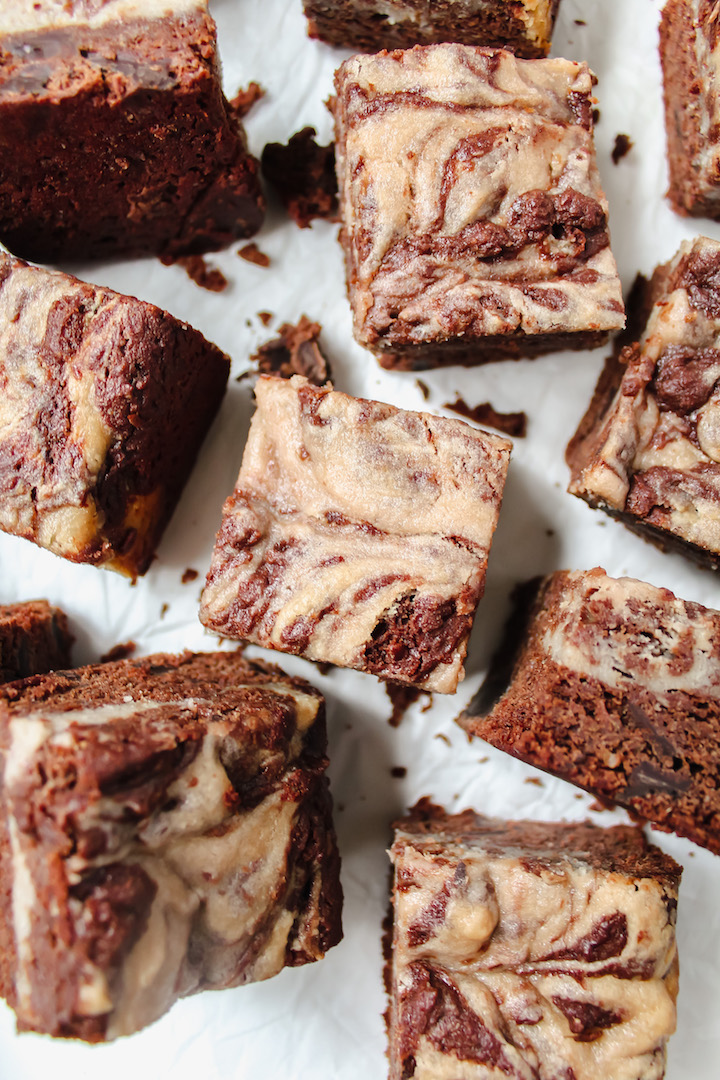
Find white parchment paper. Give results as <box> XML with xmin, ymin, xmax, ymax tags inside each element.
<box><xmin>0</xmin><ymin>1</ymin><xmax>718</xmax><ymax>1076</ymax></box>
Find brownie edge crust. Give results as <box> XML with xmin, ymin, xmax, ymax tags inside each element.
<box><xmin>0</xmin><ymin>650</ymin><xmax>342</xmax><ymax>1041</ymax></box>
<box><xmin>389</xmin><ymin>800</ymin><xmax>680</xmax><ymax>1080</ymax></box>
<box><xmin>0</xmin><ymin>601</ymin><xmax>73</xmax><ymax>684</ymax></box>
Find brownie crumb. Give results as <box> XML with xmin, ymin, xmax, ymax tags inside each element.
<box><xmin>258</xmin><ymin>311</ymin><xmax>273</xmax><ymax>326</ymax></box>
<box><xmin>390</xmin><ymin>766</ymin><xmax>407</xmax><ymax>779</ymax></box>
<box><xmin>592</xmin><ymin>107</ymin><xmax>601</xmax><ymax>126</ymax></box>
<box><xmin>100</xmin><ymin>641</ymin><xmax>137</xmax><ymax>663</ymax></box>
<box><xmin>575</xmin><ymin>19</ymin><xmax>587</xmax><ymax>25</ymax></box>
<box><xmin>590</xmin><ymin>800</ymin><xmax>611</xmax><ymax>813</ymax></box>
<box><xmin>229</xmin><ymin>81</ymin><xmax>265</xmax><ymax>119</ymax></box>
<box><xmin>309</xmin><ymin>659</ymin><xmax>334</xmax><ymax>675</ymax></box>
<box><xmin>160</xmin><ymin>254</ymin><xmax>228</xmax><ymax>292</ymax></box>
<box><xmin>160</xmin><ymin>603</ymin><xmax>169</xmax><ymax>619</ymax></box>
<box><xmin>252</xmin><ymin>316</ymin><xmax>331</xmax><ymax>385</ymax></box>
<box><xmin>524</xmin><ymin>776</ymin><xmax>544</xmax><ymax>787</ymax></box>
<box><xmin>478</xmin><ymin>756</ymin><xmax>489</xmax><ymax>763</ymax></box>
<box><xmin>416</xmin><ymin>378</ymin><xmax>430</xmax><ymax>400</ymax></box>
<box><xmin>261</xmin><ymin>127</ymin><xmax>339</xmax><ymax>228</ymax></box>
<box><xmin>238</xmin><ymin>243</ymin><xmax>271</xmax><ymax>267</ymax></box>
<box><xmin>435</xmin><ymin>732</ymin><xmax>451</xmax><ymax>746</ymax></box>
<box><xmin>444</xmin><ymin>397</ymin><xmax>527</xmax><ymax>438</ymax></box>
<box><xmin>611</xmin><ymin>134</ymin><xmax>633</xmax><ymax>164</ymax></box>
<box><xmin>181</xmin><ymin>568</ymin><xmax>199</xmax><ymax>584</ymax></box>
<box><xmin>385</xmin><ymin>680</ymin><xmax>431</xmax><ymax>727</ymax></box>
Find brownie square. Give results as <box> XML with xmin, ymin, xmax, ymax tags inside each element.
<box><xmin>0</xmin><ymin>650</ymin><xmax>342</xmax><ymax>1041</ymax></box>
<box><xmin>0</xmin><ymin>601</ymin><xmax>73</xmax><ymax>684</ymax></box>
<box><xmin>200</xmin><ymin>375</ymin><xmax>511</xmax><ymax>693</ymax></box>
<box><xmin>567</xmin><ymin>237</ymin><xmax>720</xmax><ymax>569</ymax></box>
<box><xmin>660</xmin><ymin>0</ymin><xmax>720</xmax><ymax>219</ymax></box>
<box><xmin>389</xmin><ymin>800</ymin><xmax>681</xmax><ymax>1080</ymax></box>
<box><xmin>460</xmin><ymin>567</ymin><xmax>720</xmax><ymax>854</ymax></box>
<box><xmin>333</xmin><ymin>45</ymin><xmax>624</xmax><ymax>370</ymax></box>
<box><xmin>0</xmin><ymin>0</ymin><xmax>264</xmax><ymax>261</ymax></box>
<box><xmin>304</xmin><ymin>0</ymin><xmax>562</xmax><ymax>58</ymax></box>
<box><xmin>0</xmin><ymin>253</ymin><xmax>230</xmax><ymax>577</ymax></box>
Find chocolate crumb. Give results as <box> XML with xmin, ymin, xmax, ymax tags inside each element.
<box><xmin>229</xmin><ymin>81</ymin><xmax>265</xmax><ymax>119</ymax></box>
<box><xmin>258</xmin><ymin>311</ymin><xmax>273</xmax><ymax>326</ymax></box>
<box><xmin>160</xmin><ymin>603</ymin><xmax>169</xmax><ymax>619</ymax></box>
<box><xmin>478</xmin><ymin>756</ymin><xmax>489</xmax><ymax>763</ymax></box>
<box><xmin>574</xmin><ymin>18</ymin><xmax>586</xmax><ymax>25</ymax></box>
<box><xmin>546</xmin><ymin>529</ymin><xmax>555</xmax><ymax>537</ymax></box>
<box><xmin>589</xmin><ymin>800</ymin><xmax>609</xmax><ymax>813</ymax></box>
<box><xmin>592</xmin><ymin>108</ymin><xmax>601</xmax><ymax>126</ymax></box>
<box><xmin>435</xmin><ymin>732</ymin><xmax>451</xmax><ymax>746</ymax></box>
<box><xmin>100</xmin><ymin>641</ymin><xmax>137</xmax><ymax>663</ymax></box>
<box><xmin>390</xmin><ymin>766</ymin><xmax>407</xmax><ymax>779</ymax></box>
<box><xmin>611</xmin><ymin>133</ymin><xmax>633</xmax><ymax>164</ymax></box>
<box><xmin>309</xmin><ymin>658</ymin><xmax>334</xmax><ymax>675</ymax></box>
<box><xmin>160</xmin><ymin>254</ymin><xmax>228</xmax><ymax>292</ymax></box>
<box><xmin>261</xmin><ymin>127</ymin><xmax>339</xmax><ymax>228</ymax></box>
<box><xmin>524</xmin><ymin>776</ymin><xmax>544</xmax><ymax>787</ymax></box>
<box><xmin>444</xmin><ymin>397</ymin><xmax>527</xmax><ymax>438</ymax></box>
<box><xmin>416</xmin><ymin>378</ymin><xmax>430</xmax><ymax>400</ymax></box>
<box><xmin>384</xmin><ymin>680</ymin><xmax>431</xmax><ymax>727</ymax></box>
<box><xmin>252</xmin><ymin>315</ymin><xmax>331</xmax><ymax>385</ymax></box>
<box><xmin>181</xmin><ymin>568</ymin><xmax>199</xmax><ymax>584</ymax></box>
<box><xmin>238</xmin><ymin>243</ymin><xmax>270</xmax><ymax>268</ymax></box>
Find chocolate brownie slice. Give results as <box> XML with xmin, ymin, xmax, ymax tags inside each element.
<box><xmin>0</xmin><ymin>601</ymin><xmax>73</xmax><ymax>684</ymax></box>
<box><xmin>0</xmin><ymin>253</ymin><xmax>230</xmax><ymax>577</ymax></box>
<box><xmin>200</xmin><ymin>375</ymin><xmax>511</xmax><ymax>693</ymax></box>
<box><xmin>304</xmin><ymin>0</ymin><xmax>562</xmax><ymax>58</ymax></box>
<box><xmin>660</xmin><ymin>0</ymin><xmax>720</xmax><ymax>219</ymax></box>
<box><xmin>460</xmin><ymin>568</ymin><xmax>720</xmax><ymax>854</ymax></box>
<box><xmin>333</xmin><ymin>45</ymin><xmax>624</xmax><ymax>370</ymax></box>
<box><xmin>567</xmin><ymin>237</ymin><xmax>720</xmax><ymax>569</ymax></box>
<box><xmin>389</xmin><ymin>800</ymin><xmax>681</xmax><ymax>1080</ymax></box>
<box><xmin>0</xmin><ymin>650</ymin><xmax>342</xmax><ymax>1041</ymax></box>
<box><xmin>0</xmin><ymin>0</ymin><xmax>264</xmax><ymax>261</ymax></box>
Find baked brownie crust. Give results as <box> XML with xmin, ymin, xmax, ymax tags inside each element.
<box><xmin>0</xmin><ymin>1</ymin><xmax>264</xmax><ymax>261</ymax></box>
<box><xmin>660</xmin><ymin>0</ymin><xmax>720</xmax><ymax>219</ymax></box>
<box><xmin>333</xmin><ymin>45</ymin><xmax>624</xmax><ymax>369</ymax></box>
<box><xmin>304</xmin><ymin>0</ymin><xmax>562</xmax><ymax>58</ymax></box>
<box><xmin>461</xmin><ymin>568</ymin><xmax>720</xmax><ymax>853</ymax></box>
<box><xmin>568</xmin><ymin>237</ymin><xmax>720</xmax><ymax>569</ymax></box>
<box><xmin>0</xmin><ymin>650</ymin><xmax>342</xmax><ymax>1041</ymax></box>
<box><xmin>0</xmin><ymin>253</ymin><xmax>230</xmax><ymax>576</ymax></box>
<box><xmin>200</xmin><ymin>375</ymin><xmax>510</xmax><ymax>693</ymax></box>
<box><xmin>0</xmin><ymin>601</ymin><xmax>73</xmax><ymax>684</ymax></box>
<box><xmin>389</xmin><ymin>800</ymin><xmax>680</xmax><ymax>1080</ymax></box>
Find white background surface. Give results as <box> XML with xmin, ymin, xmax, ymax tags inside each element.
<box><xmin>1</xmin><ymin>0</ymin><xmax>719</xmax><ymax>1076</ymax></box>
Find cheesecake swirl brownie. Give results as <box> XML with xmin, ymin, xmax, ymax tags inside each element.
<box><xmin>334</xmin><ymin>45</ymin><xmax>624</xmax><ymax>369</ymax></box>
<box><xmin>304</xmin><ymin>0</ymin><xmax>562</xmax><ymax>58</ymax></box>
<box><xmin>461</xmin><ymin>568</ymin><xmax>720</xmax><ymax>854</ymax></box>
<box><xmin>0</xmin><ymin>650</ymin><xmax>342</xmax><ymax>1041</ymax></box>
<box><xmin>0</xmin><ymin>253</ymin><xmax>229</xmax><ymax>577</ymax></box>
<box><xmin>568</xmin><ymin>237</ymin><xmax>720</xmax><ymax>568</ymax></box>
<box><xmin>200</xmin><ymin>375</ymin><xmax>510</xmax><ymax>693</ymax></box>
<box><xmin>0</xmin><ymin>0</ymin><xmax>264</xmax><ymax>261</ymax></box>
<box><xmin>389</xmin><ymin>800</ymin><xmax>681</xmax><ymax>1080</ymax></box>
<box><xmin>0</xmin><ymin>602</ymin><xmax>73</xmax><ymax>684</ymax></box>
<box><xmin>661</xmin><ymin>0</ymin><xmax>720</xmax><ymax>219</ymax></box>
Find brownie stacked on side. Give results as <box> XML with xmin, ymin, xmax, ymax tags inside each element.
<box><xmin>0</xmin><ymin>0</ymin><xmax>265</xmax><ymax>261</ymax></box>
<box><xmin>200</xmin><ymin>375</ymin><xmax>511</xmax><ymax>693</ymax></box>
<box><xmin>0</xmin><ymin>651</ymin><xmax>342</xmax><ymax>1041</ymax></box>
<box><xmin>0</xmin><ymin>253</ymin><xmax>230</xmax><ymax>577</ymax></box>
<box><xmin>461</xmin><ymin>568</ymin><xmax>720</xmax><ymax>854</ymax></box>
<box><xmin>568</xmin><ymin>237</ymin><xmax>720</xmax><ymax>568</ymax></box>
<box><xmin>0</xmin><ymin>602</ymin><xmax>73</xmax><ymax>684</ymax></box>
<box><xmin>304</xmin><ymin>0</ymin><xmax>562</xmax><ymax>57</ymax></box>
<box><xmin>334</xmin><ymin>45</ymin><xmax>625</xmax><ymax>369</ymax></box>
<box><xmin>389</xmin><ymin>801</ymin><xmax>681</xmax><ymax>1080</ymax></box>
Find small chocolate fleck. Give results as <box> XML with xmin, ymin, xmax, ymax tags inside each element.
<box><xmin>238</xmin><ymin>243</ymin><xmax>271</xmax><ymax>268</ymax></box>
<box><xmin>416</xmin><ymin>378</ymin><xmax>430</xmax><ymax>400</ymax></box>
<box><xmin>181</xmin><ymin>568</ymin><xmax>199</xmax><ymax>584</ymax></box>
<box><xmin>592</xmin><ymin>108</ymin><xmax>601</xmax><ymax>126</ymax></box>
<box><xmin>160</xmin><ymin>254</ymin><xmax>228</xmax><ymax>292</ymax></box>
<box><xmin>524</xmin><ymin>776</ymin><xmax>544</xmax><ymax>787</ymax></box>
<box><xmin>229</xmin><ymin>81</ymin><xmax>265</xmax><ymax>119</ymax></box>
<box><xmin>435</xmin><ymin>732</ymin><xmax>451</xmax><ymax>746</ymax></box>
<box><xmin>611</xmin><ymin>134</ymin><xmax>633</xmax><ymax>165</ymax></box>
<box><xmin>100</xmin><ymin>641</ymin><xmax>137</xmax><ymax>663</ymax></box>
<box><xmin>390</xmin><ymin>766</ymin><xmax>407</xmax><ymax>779</ymax></box>
<box><xmin>444</xmin><ymin>397</ymin><xmax>527</xmax><ymax>438</ymax></box>
<box><xmin>160</xmin><ymin>603</ymin><xmax>169</xmax><ymax>619</ymax></box>
<box><xmin>258</xmin><ymin>311</ymin><xmax>273</xmax><ymax>326</ymax></box>
<box><xmin>575</xmin><ymin>18</ymin><xmax>587</xmax><ymax>25</ymax></box>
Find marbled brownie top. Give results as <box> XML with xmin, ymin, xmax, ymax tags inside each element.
<box><xmin>1</xmin><ymin>0</ymin><xmax>202</xmax><ymax>33</ymax></box>
<box><xmin>569</xmin><ymin>237</ymin><xmax>720</xmax><ymax>554</ymax></box>
<box><xmin>200</xmin><ymin>375</ymin><xmax>510</xmax><ymax>693</ymax></box>
<box><xmin>334</xmin><ymin>45</ymin><xmax>624</xmax><ymax>347</ymax></box>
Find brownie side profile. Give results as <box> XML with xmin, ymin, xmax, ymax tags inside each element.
<box><xmin>0</xmin><ymin>0</ymin><xmax>264</xmax><ymax>261</ymax></box>
<box><xmin>567</xmin><ymin>237</ymin><xmax>720</xmax><ymax>569</ymax></box>
<box><xmin>200</xmin><ymin>375</ymin><xmax>511</xmax><ymax>694</ymax></box>
<box><xmin>333</xmin><ymin>45</ymin><xmax>624</xmax><ymax>370</ymax></box>
<box><xmin>0</xmin><ymin>650</ymin><xmax>342</xmax><ymax>1041</ymax></box>
<box><xmin>660</xmin><ymin>0</ymin><xmax>720</xmax><ymax>219</ymax></box>
<box><xmin>0</xmin><ymin>254</ymin><xmax>230</xmax><ymax>577</ymax></box>
<box><xmin>0</xmin><ymin>601</ymin><xmax>73</xmax><ymax>684</ymax></box>
<box><xmin>304</xmin><ymin>0</ymin><xmax>562</xmax><ymax>58</ymax></box>
<box><xmin>389</xmin><ymin>800</ymin><xmax>681</xmax><ymax>1080</ymax></box>
<box><xmin>460</xmin><ymin>568</ymin><xmax>720</xmax><ymax>854</ymax></box>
